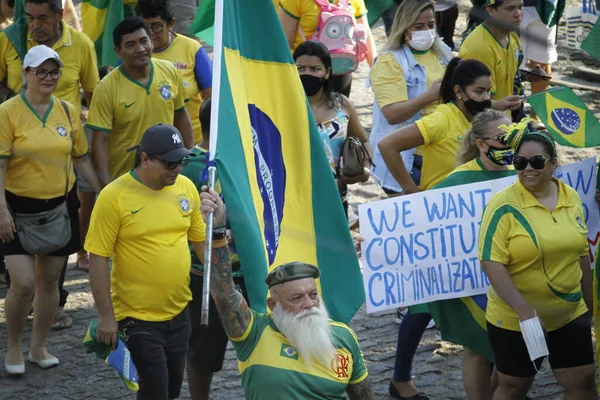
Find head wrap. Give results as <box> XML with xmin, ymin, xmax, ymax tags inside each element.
<box><xmin>498</xmin><ymin>119</ymin><xmax>557</xmax><ymax>158</ymax></box>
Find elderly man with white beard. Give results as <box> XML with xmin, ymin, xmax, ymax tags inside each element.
<box><xmin>199</xmin><ymin>187</ymin><xmax>376</xmax><ymax>400</ymax></box>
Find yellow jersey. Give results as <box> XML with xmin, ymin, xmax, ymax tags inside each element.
<box><xmin>479</xmin><ymin>178</ymin><xmax>589</xmax><ymax>331</ymax></box>
<box><xmin>279</xmin><ymin>0</ymin><xmax>367</xmax><ymax>50</ymax></box>
<box><xmin>459</xmin><ymin>23</ymin><xmax>521</xmax><ymax>101</ymax></box>
<box><xmin>370</xmin><ymin>49</ymin><xmax>446</xmax><ymax>117</ymax></box>
<box><xmin>414</xmin><ymin>102</ymin><xmax>470</xmax><ymax>190</ymax></box>
<box><xmin>0</xmin><ymin>21</ymin><xmax>99</xmax><ymax>116</ymax></box>
<box><xmin>86</xmin><ymin>59</ymin><xmax>188</xmax><ymax>181</ymax></box>
<box><xmin>84</xmin><ymin>171</ymin><xmax>207</xmax><ymax>322</ymax></box>
<box><xmin>0</xmin><ymin>94</ymin><xmax>88</xmax><ymax>199</ymax></box>
<box><xmin>152</xmin><ymin>34</ymin><xmax>213</xmax><ymax>144</ymax></box>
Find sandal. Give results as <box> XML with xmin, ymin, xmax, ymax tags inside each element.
<box><xmin>51</xmin><ymin>309</ymin><xmax>73</xmax><ymax>331</ymax></box>
<box><xmin>76</xmin><ymin>252</ymin><xmax>90</xmax><ymax>273</ymax></box>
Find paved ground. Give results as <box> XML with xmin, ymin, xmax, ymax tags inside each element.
<box><xmin>1</xmin><ymin>0</ymin><xmax>600</xmax><ymax>398</ymax></box>
<box><xmin>0</xmin><ymin>266</ymin><xmax>570</xmax><ymax>400</ymax></box>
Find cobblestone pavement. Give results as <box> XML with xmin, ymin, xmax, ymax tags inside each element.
<box><xmin>0</xmin><ymin>265</ymin><xmax>568</xmax><ymax>399</ymax></box>
<box><xmin>1</xmin><ymin>0</ymin><xmax>599</xmax><ymax>398</ymax></box>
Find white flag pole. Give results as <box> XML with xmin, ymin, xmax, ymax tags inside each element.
<box><xmin>201</xmin><ymin>0</ymin><xmax>225</xmax><ymax>327</ymax></box>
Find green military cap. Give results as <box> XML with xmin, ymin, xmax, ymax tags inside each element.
<box><xmin>485</xmin><ymin>0</ymin><xmax>502</xmax><ymax>5</ymax></box>
<box><xmin>265</xmin><ymin>262</ymin><xmax>320</xmax><ymax>288</ymax></box>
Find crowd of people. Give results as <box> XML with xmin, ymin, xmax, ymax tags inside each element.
<box><xmin>0</xmin><ymin>0</ymin><xmax>596</xmax><ymax>399</ymax></box>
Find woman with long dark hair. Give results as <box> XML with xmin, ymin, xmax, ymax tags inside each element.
<box><xmin>293</xmin><ymin>40</ymin><xmax>372</xmax><ymax>217</ymax></box>
<box><xmin>378</xmin><ymin>57</ymin><xmax>493</xmax><ymax>400</ymax></box>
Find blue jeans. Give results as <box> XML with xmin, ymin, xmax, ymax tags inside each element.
<box><xmin>393</xmin><ymin>312</ymin><xmax>432</xmax><ymax>382</ymax></box>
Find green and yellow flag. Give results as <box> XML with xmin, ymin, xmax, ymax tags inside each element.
<box><xmin>210</xmin><ymin>0</ymin><xmax>364</xmax><ymax>324</ymax></box>
<box><xmin>81</xmin><ymin>0</ymin><xmax>136</xmax><ymax>67</ymax></box>
<box><xmin>582</xmin><ymin>20</ymin><xmax>600</xmax><ymax>62</ymax></box>
<box><xmin>528</xmin><ymin>86</ymin><xmax>600</xmax><ymax>148</ymax></box>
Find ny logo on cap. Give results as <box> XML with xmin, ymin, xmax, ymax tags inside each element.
<box><xmin>172</xmin><ymin>133</ymin><xmax>182</xmax><ymax>144</ymax></box>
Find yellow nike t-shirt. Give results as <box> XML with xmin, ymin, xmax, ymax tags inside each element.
<box><xmin>479</xmin><ymin>178</ymin><xmax>588</xmax><ymax>331</ymax></box>
<box><xmin>86</xmin><ymin>59</ymin><xmax>187</xmax><ymax>181</ymax></box>
<box><xmin>279</xmin><ymin>0</ymin><xmax>367</xmax><ymax>50</ymax></box>
<box><xmin>85</xmin><ymin>171</ymin><xmax>206</xmax><ymax>322</ymax></box>
<box><xmin>459</xmin><ymin>23</ymin><xmax>521</xmax><ymax>101</ymax></box>
<box><xmin>0</xmin><ymin>94</ymin><xmax>88</xmax><ymax>199</ymax></box>
<box><xmin>414</xmin><ymin>102</ymin><xmax>470</xmax><ymax>190</ymax></box>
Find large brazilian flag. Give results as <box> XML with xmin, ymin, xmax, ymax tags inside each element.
<box><xmin>210</xmin><ymin>0</ymin><xmax>364</xmax><ymax>324</ymax></box>
<box><xmin>81</xmin><ymin>0</ymin><xmax>137</xmax><ymax>67</ymax></box>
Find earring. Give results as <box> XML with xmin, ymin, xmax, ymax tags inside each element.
<box><xmin>458</xmin><ymin>96</ymin><xmax>462</xmax><ymax>100</ymax></box>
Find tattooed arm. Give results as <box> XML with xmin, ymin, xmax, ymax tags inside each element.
<box><xmin>196</xmin><ymin>187</ymin><xmax>252</xmax><ymax>339</ymax></box>
<box><xmin>346</xmin><ymin>380</ymin><xmax>376</xmax><ymax>400</ymax></box>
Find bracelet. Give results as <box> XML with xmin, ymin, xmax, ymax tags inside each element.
<box><xmin>212</xmin><ymin>229</ymin><xmax>226</xmax><ymax>241</ymax></box>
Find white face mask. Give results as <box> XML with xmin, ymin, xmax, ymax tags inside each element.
<box><xmin>408</xmin><ymin>28</ymin><xmax>436</xmax><ymax>51</ymax></box>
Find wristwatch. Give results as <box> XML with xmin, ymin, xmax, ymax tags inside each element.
<box><xmin>212</xmin><ymin>226</ymin><xmax>226</xmax><ymax>241</ymax></box>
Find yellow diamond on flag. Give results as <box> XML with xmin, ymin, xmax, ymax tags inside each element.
<box><xmin>545</xmin><ymin>93</ymin><xmax>586</xmax><ymax>147</ymax></box>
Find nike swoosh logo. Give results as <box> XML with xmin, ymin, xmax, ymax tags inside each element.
<box><xmin>124</xmin><ymin>101</ymin><xmax>136</xmax><ymax>109</ymax></box>
<box><xmin>131</xmin><ymin>208</ymin><xmax>144</xmax><ymax>215</ymax></box>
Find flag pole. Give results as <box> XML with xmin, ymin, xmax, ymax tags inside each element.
<box><xmin>201</xmin><ymin>0</ymin><xmax>225</xmax><ymax>327</ymax></box>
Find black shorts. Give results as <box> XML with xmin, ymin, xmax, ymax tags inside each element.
<box><xmin>487</xmin><ymin>315</ymin><xmax>594</xmax><ymax>377</ymax></box>
<box><xmin>2</xmin><ymin>186</ymin><xmax>81</xmax><ymax>257</ymax></box>
<box><xmin>187</xmin><ymin>272</ymin><xmax>247</xmax><ymax>373</ymax></box>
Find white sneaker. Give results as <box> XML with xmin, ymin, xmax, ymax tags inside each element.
<box><xmin>395</xmin><ymin>308</ymin><xmax>407</xmax><ymax>325</ymax></box>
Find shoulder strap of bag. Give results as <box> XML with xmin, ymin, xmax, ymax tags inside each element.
<box><xmin>59</xmin><ymin>100</ymin><xmax>73</xmax><ymax>200</ymax></box>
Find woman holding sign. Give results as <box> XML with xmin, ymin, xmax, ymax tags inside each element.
<box><xmin>379</xmin><ymin>57</ymin><xmax>492</xmax><ymax>400</ymax></box>
<box><xmin>479</xmin><ymin>131</ymin><xmax>595</xmax><ymax>399</ymax></box>
<box><xmin>427</xmin><ymin>110</ymin><xmax>525</xmax><ymax>399</ymax></box>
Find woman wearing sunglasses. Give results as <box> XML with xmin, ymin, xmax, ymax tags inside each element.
<box><xmin>0</xmin><ymin>45</ymin><xmax>100</xmax><ymax>375</ymax></box>
<box><xmin>479</xmin><ymin>131</ymin><xmax>595</xmax><ymax>399</ymax></box>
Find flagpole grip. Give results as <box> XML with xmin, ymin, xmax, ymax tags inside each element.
<box><xmin>201</xmin><ymin>166</ymin><xmax>217</xmax><ymax>327</ymax></box>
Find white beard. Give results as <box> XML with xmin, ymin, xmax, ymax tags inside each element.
<box><xmin>272</xmin><ymin>302</ymin><xmax>336</xmax><ymax>369</ymax></box>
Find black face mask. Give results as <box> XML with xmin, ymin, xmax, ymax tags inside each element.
<box><xmin>461</xmin><ymin>92</ymin><xmax>492</xmax><ymax>116</ymax></box>
<box><xmin>300</xmin><ymin>74</ymin><xmax>325</xmax><ymax>97</ymax></box>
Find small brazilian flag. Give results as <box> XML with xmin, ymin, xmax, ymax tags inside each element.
<box><xmin>280</xmin><ymin>344</ymin><xmax>299</xmax><ymax>360</ymax></box>
<box><xmin>81</xmin><ymin>0</ymin><xmax>137</xmax><ymax>67</ymax></box>
<box><xmin>528</xmin><ymin>86</ymin><xmax>600</xmax><ymax>148</ymax></box>
<box><xmin>211</xmin><ymin>0</ymin><xmax>364</xmax><ymax>324</ymax></box>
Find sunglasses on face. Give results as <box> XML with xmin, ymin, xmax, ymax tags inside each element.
<box><xmin>151</xmin><ymin>156</ymin><xmax>190</xmax><ymax>170</ymax></box>
<box><xmin>481</xmin><ymin>134</ymin><xmax>508</xmax><ymax>145</ymax></box>
<box><xmin>513</xmin><ymin>155</ymin><xmax>550</xmax><ymax>171</ymax></box>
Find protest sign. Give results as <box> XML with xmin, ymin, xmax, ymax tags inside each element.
<box><xmin>359</xmin><ymin>158</ymin><xmax>600</xmax><ymax>313</ymax></box>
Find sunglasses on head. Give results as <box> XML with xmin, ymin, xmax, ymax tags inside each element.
<box><xmin>513</xmin><ymin>155</ymin><xmax>550</xmax><ymax>171</ymax></box>
<box><xmin>151</xmin><ymin>156</ymin><xmax>190</xmax><ymax>170</ymax></box>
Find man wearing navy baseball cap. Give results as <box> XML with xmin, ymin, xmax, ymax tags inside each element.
<box><xmin>86</xmin><ymin>123</ymin><xmax>206</xmax><ymax>399</ymax></box>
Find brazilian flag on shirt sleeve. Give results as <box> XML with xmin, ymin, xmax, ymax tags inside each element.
<box><xmin>213</xmin><ymin>0</ymin><xmax>364</xmax><ymax>324</ymax></box>
<box><xmin>81</xmin><ymin>0</ymin><xmax>137</xmax><ymax>67</ymax></box>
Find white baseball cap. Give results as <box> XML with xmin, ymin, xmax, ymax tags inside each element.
<box><xmin>23</xmin><ymin>45</ymin><xmax>64</xmax><ymax>69</ymax></box>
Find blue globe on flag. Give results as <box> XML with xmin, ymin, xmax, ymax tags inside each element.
<box><xmin>550</xmin><ymin>108</ymin><xmax>581</xmax><ymax>135</ymax></box>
